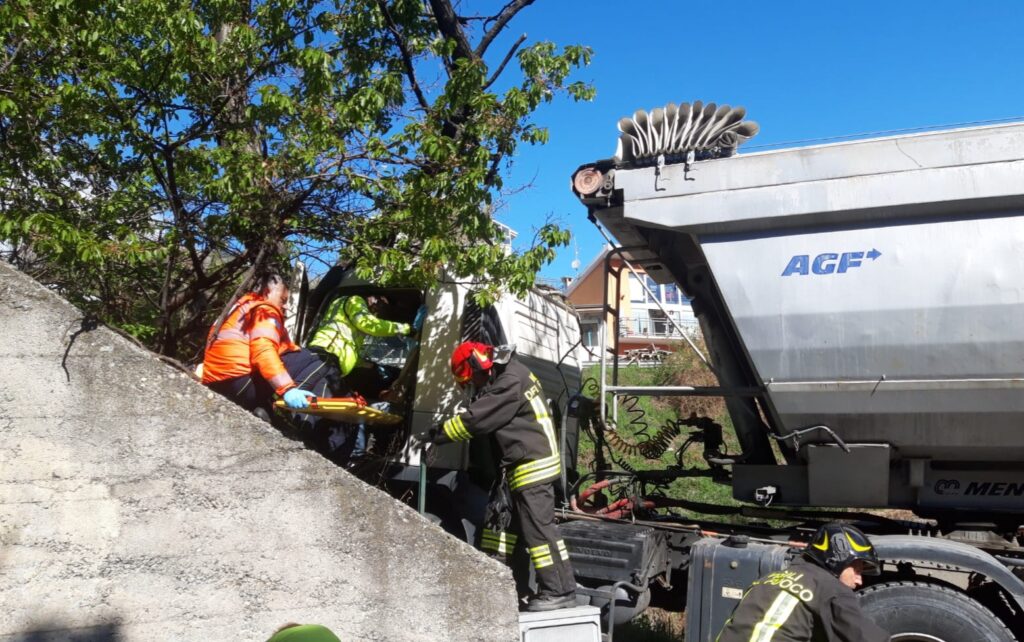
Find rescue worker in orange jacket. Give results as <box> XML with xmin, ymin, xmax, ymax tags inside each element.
<box><xmin>425</xmin><ymin>342</ymin><xmax>577</xmax><ymax>612</ymax></box>
<box><xmin>202</xmin><ymin>272</ymin><xmax>340</xmax><ymax>419</ymax></box>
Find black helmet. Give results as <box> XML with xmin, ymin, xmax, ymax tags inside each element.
<box><xmin>803</xmin><ymin>523</ymin><xmax>881</xmax><ymax>577</ymax></box>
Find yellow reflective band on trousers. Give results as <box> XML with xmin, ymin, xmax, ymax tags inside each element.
<box><xmin>556</xmin><ymin>540</ymin><xmax>570</xmax><ymax>561</ymax></box>
<box><xmin>529</xmin><ymin>543</ymin><xmax>554</xmax><ymax>569</ymax></box>
<box><xmin>749</xmin><ymin>591</ymin><xmax>799</xmax><ymax>642</ymax></box>
<box><xmin>442</xmin><ymin>415</ymin><xmax>472</xmax><ymax>442</ymax></box>
<box><xmin>481</xmin><ymin>529</ymin><xmax>517</xmax><ymax>556</ymax></box>
<box><xmin>509</xmin><ymin>454</ymin><xmax>560</xmax><ymax>491</ymax></box>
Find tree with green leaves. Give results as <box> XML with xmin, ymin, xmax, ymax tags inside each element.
<box><xmin>0</xmin><ymin>0</ymin><xmax>593</xmax><ymax>361</ymax></box>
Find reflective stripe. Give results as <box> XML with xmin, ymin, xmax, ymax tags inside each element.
<box><xmin>508</xmin><ymin>465</ymin><xmax>560</xmax><ymax>491</ymax></box>
<box><xmin>203</xmin><ymin>295</ymin><xmax>298</xmax><ymax>386</ymax></box>
<box><xmin>528</xmin><ymin>543</ymin><xmax>550</xmax><ymax>557</ymax></box>
<box><xmin>481</xmin><ymin>529</ymin><xmax>517</xmax><ymax>555</ymax></box>
<box><xmin>529</xmin><ymin>543</ymin><xmax>553</xmax><ymax>569</ymax></box>
<box><xmin>308</xmin><ymin>296</ymin><xmax>358</xmax><ymax>372</ymax></box>
<box><xmin>294</xmin><ymin>360</ymin><xmax>327</xmax><ymax>390</ymax></box>
<box><xmin>211</xmin><ymin>299</ymin><xmax>287</xmax><ymax>345</ymax></box>
<box><xmin>509</xmin><ymin>454</ymin><xmax>560</xmax><ymax>490</ymax></box>
<box><xmin>481</xmin><ymin>529</ymin><xmax>518</xmax><ymax>545</ymax></box>
<box><xmin>749</xmin><ymin>591</ymin><xmax>799</xmax><ymax>642</ymax></box>
<box><xmin>442</xmin><ymin>416</ymin><xmax>472</xmax><ymax>442</ymax></box>
<box><xmin>511</xmin><ymin>454</ymin><xmax>560</xmax><ymax>478</ymax></box>
<box><xmin>527</xmin><ymin>374</ymin><xmax>559</xmax><ymax>456</ymax></box>
<box><xmin>250</xmin><ymin>326</ymin><xmax>282</xmax><ymax>341</ymax></box>
<box><xmin>454</xmin><ymin>416</ymin><xmax>472</xmax><ymax>440</ymax></box>
<box><xmin>209</xmin><ymin>300</ymin><xmax>248</xmax><ymax>343</ymax></box>
<box><xmin>556</xmin><ymin>540</ymin><xmax>569</xmax><ymax>561</ymax></box>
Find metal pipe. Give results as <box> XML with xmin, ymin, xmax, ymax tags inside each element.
<box><xmin>418</xmin><ymin>441</ymin><xmax>427</xmax><ymax>515</ymax></box>
<box><xmin>996</xmin><ymin>555</ymin><xmax>1024</xmax><ymax>568</ymax></box>
<box><xmin>598</xmin><ymin>249</ymin><xmax>611</xmax><ymax>423</ymax></box>
<box><xmin>606</xmin><ymin>580</ymin><xmax>646</xmax><ymax>642</ymax></box>
<box><xmin>594</xmin><ymin>225</ymin><xmax>714</xmax><ymax>371</ymax></box>
<box><xmin>606</xmin><ymin>385</ymin><xmax>761</xmax><ymax>397</ymax></box>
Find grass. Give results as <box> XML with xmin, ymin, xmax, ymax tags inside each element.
<box><xmin>613</xmin><ymin>608</ymin><xmax>686</xmax><ymax>642</ymax></box>
<box><xmin>575</xmin><ymin>344</ymin><xmax>746</xmax><ymax>519</ymax></box>
<box><xmin>572</xmin><ymin>348</ymin><xmax>750</xmax><ymax>641</ymax></box>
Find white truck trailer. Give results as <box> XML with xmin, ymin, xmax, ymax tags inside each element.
<box><xmin>563</xmin><ymin>109</ymin><xmax>1024</xmax><ymax>641</ymax></box>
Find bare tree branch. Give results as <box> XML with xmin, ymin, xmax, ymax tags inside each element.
<box><xmin>377</xmin><ymin>0</ymin><xmax>430</xmax><ymax>111</ymax></box>
<box><xmin>483</xmin><ymin>33</ymin><xmax>526</xmax><ymax>90</ymax></box>
<box><xmin>476</xmin><ymin>0</ymin><xmax>535</xmax><ymax>58</ymax></box>
<box><xmin>202</xmin><ymin>246</ymin><xmax>265</xmax><ymax>351</ymax></box>
<box><xmin>427</xmin><ymin>0</ymin><xmax>475</xmax><ymax>61</ymax></box>
<box><xmin>0</xmin><ymin>36</ymin><xmax>25</xmax><ymax>75</ymax></box>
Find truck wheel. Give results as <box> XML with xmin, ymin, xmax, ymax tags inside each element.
<box><xmin>859</xmin><ymin>581</ymin><xmax>1014</xmax><ymax>642</ymax></box>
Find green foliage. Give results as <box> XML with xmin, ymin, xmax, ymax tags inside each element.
<box><xmin>0</xmin><ymin>0</ymin><xmax>593</xmax><ymax>358</ymax></box>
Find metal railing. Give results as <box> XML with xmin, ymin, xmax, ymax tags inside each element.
<box><xmin>617</xmin><ymin>315</ymin><xmax>699</xmax><ymax>339</ymax></box>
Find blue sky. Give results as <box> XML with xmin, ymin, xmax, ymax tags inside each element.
<box><xmin>485</xmin><ymin>0</ymin><xmax>1024</xmax><ymax>281</ymax></box>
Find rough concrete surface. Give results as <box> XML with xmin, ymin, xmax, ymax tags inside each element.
<box><xmin>0</xmin><ymin>262</ymin><xmax>519</xmax><ymax>641</ymax></box>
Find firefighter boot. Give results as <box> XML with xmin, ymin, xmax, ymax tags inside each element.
<box><xmin>525</xmin><ymin>592</ymin><xmax>577</xmax><ymax>612</ymax></box>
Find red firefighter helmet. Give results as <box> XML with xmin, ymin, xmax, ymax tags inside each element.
<box><xmin>451</xmin><ymin>342</ymin><xmax>494</xmax><ymax>385</ymax></box>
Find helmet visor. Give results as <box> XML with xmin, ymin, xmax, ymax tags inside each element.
<box><xmin>859</xmin><ymin>557</ymin><xmax>881</xmax><ymax>576</ymax></box>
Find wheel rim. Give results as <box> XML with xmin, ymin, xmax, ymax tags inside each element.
<box><xmin>891</xmin><ymin>634</ymin><xmax>948</xmax><ymax>642</ymax></box>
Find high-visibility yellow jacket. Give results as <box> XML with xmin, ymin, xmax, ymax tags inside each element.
<box><xmin>307</xmin><ymin>295</ymin><xmax>410</xmax><ymax>376</ymax></box>
<box><xmin>201</xmin><ymin>293</ymin><xmax>300</xmax><ymax>395</ymax></box>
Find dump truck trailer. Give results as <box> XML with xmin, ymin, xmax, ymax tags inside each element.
<box><xmin>564</xmin><ymin>113</ymin><xmax>1024</xmax><ymax>641</ymax></box>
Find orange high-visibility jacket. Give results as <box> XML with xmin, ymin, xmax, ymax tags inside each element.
<box><xmin>201</xmin><ymin>293</ymin><xmax>300</xmax><ymax>395</ymax></box>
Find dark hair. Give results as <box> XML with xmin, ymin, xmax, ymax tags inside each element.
<box><xmin>254</xmin><ymin>272</ymin><xmax>284</xmax><ymax>295</ymax></box>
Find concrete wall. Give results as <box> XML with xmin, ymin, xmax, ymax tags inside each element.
<box><xmin>0</xmin><ymin>262</ymin><xmax>518</xmax><ymax>641</ymax></box>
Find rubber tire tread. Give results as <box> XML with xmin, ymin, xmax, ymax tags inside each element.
<box><xmin>859</xmin><ymin>580</ymin><xmax>1014</xmax><ymax>642</ymax></box>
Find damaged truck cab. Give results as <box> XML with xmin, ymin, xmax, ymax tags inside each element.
<box><xmin>290</xmin><ymin>267</ymin><xmax>584</xmax><ymax>545</ymax></box>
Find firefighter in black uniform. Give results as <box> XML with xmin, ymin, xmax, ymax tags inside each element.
<box><xmin>426</xmin><ymin>341</ymin><xmax>577</xmax><ymax>611</ymax></box>
<box><xmin>717</xmin><ymin>523</ymin><xmax>891</xmax><ymax>642</ymax></box>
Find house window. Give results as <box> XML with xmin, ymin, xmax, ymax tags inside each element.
<box><xmin>650</xmin><ymin>309</ymin><xmax>670</xmax><ymax>336</ymax></box>
<box><xmin>580</xmin><ymin>320</ymin><xmax>600</xmax><ymax>348</ymax></box>
<box><xmin>663</xmin><ymin>283</ymin><xmax>680</xmax><ymax>305</ymax></box>
<box><xmin>645</xmin><ymin>276</ymin><xmax>660</xmax><ymax>303</ymax></box>
<box><xmin>628</xmin><ymin>273</ymin><xmax>645</xmax><ymax>303</ymax></box>
<box><xmin>632</xmin><ymin>309</ymin><xmax>650</xmax><ymax>335</ymax></box>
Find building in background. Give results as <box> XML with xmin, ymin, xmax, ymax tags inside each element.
<box><xmin>494</xmin><ymin>220</ymin><xmax>517</xmax><ymax>254</ymax></box>
<box><xmin>565</xmin><ymin>246</ymin><xmax>698</xmax><ymax>364</ymax></box>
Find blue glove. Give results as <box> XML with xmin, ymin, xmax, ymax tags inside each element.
<box><xmin>412</xmin><ymin>305</ymin><xmax>427</xmax><ymax>333</ymax></box>
<box><xmin>283</xmin><ymin>388</ymin><xmax>315</xmax><ymax>409</ymax></box>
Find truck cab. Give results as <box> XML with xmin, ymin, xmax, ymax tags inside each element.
<box><xmin>290</xmin><ymin>266</ymin><xmax>584</xmax><ymax>543</ymax></box>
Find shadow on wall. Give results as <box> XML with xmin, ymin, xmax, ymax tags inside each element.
<box><xmin>7</xmin><ymin>622</ymin><xmax>121</xmax><ymax>642</ymax></box>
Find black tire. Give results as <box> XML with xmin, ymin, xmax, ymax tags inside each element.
<box><xmin>859</xmin><ymin>581</ymin><xmax>1014</xmax><ymax>642</ymax></box>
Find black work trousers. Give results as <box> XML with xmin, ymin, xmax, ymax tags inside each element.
<box><xmin>307</xmin><ymin>346</ymin><xmax>399</xmax><ymax>401</ymax></box>
<box><xmin>207</xmin><ymin>348</ymin><xmax>339</xmax><ymax>430</ymax></box>
<box><xmin>480</xmin><ymin>480</ymin><xmax>576</xmax><ymax>598</ymax></box>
